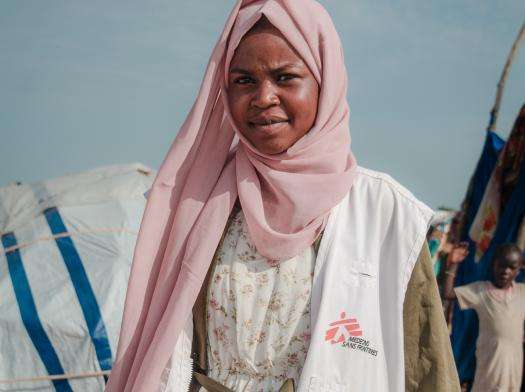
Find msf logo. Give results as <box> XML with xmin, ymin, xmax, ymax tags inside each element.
<box><xmin>325</xmin><ymin>312</ymin><xmax>362</xmax><ymax>344</ymax></box>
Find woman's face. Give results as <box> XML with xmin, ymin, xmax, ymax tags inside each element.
<box><xmin>227</xmin><ymin>22</ymin><xmax>319</xmax><ymax>155</ymax></box>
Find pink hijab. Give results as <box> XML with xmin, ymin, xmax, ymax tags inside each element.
<box><xmin>106</xmin><ymin>0</ymin><xmax>356</xmax><ymax>390</ymax></box>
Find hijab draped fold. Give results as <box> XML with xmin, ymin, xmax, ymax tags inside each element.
<box><xmin>106</xmin><ymin>1</ymin><xmax>356</xmax><ymax>390</ymax></box>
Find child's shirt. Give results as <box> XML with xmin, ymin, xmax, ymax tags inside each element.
<box><xmin>455</xmin><ymin>281</ymin><xmax>525</xmax><ymax>391</ymax></box>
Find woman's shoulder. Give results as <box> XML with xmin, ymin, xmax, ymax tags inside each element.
<box><xmin>351</xmin><ymin>166</ymin><xmax>433</xmax><ymax>221</ymax></box>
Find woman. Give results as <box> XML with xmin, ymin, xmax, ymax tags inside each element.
<box><xmin>106</xmin><ymin>1</ymin><xmax>459</xmax><ymax>391</ymax></box>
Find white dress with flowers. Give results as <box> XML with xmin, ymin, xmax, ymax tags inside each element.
<box><xmin>206</xmin><ymin>208</ymin><xmax>315</xmax><ymax>391</ymax></box>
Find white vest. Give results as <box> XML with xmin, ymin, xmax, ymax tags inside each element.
<box><xmin>163</xmin><ymin>167</ymin><xmax>433</xmax><ymax>392</ymax></box>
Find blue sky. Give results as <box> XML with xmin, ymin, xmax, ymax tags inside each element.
<box><xmin>1</xmin><ymin>0</ymin><xmax>524</xmax><ymax>208</ymax></box>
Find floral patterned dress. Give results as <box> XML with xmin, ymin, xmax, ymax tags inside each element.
<box><xmin>206</xmin><ymin>208</ymin><xmax>315</xmax><ymax>391</ymax></box>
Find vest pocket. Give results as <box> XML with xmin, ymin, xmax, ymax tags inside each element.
<box><xmin>343</xmin><ymin>259</ymin><xmax>377</xmax><ymax>288</ymax></box>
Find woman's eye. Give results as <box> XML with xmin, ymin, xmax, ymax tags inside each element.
<box><xmin>234</xmin><ymin>77</ymin><xmax>255</xmax><ymax>84</ymax></box>
<box><xmin>278</xmin><ymin>74</ymin><xmax>297</xmax><ymax>82</ymax></box>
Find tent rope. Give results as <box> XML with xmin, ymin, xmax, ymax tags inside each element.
<box><xmin>0</xmin><ymin>370</ymin><xmax>111</xmax><ymax>384</ymax></box>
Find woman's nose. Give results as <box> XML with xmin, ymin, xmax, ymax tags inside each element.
<box><xmin>251</xmin><ymin>80</ymin><xmax>279</xmax><ymax>109</ymax></box>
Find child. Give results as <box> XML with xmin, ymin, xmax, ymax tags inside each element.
<box><xmin>444</xmin><ymin>243</ymin><xmax>525</xmax><ymax>391</ymax></box>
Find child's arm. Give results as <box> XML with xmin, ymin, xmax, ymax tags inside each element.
<box><xmin>442</xmin><ymin>242</ymin><xmax>469</xmax><ymax>300</ymax></box>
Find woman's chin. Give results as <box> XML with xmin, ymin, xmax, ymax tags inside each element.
<box><xmin>247</xmin><ymin>134</ymin><xmax>291</xmax><ymax>155</ymax></box>
<box><xmin>256</xmin><ymin>142</ymin><xmax>288</xmax><ymax>155</ymax></box>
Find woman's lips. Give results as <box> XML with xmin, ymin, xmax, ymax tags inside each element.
<box><xmin>248</xmin><ymin>120</ymin><xmax>289</xmax><ymax>135</ymax></box>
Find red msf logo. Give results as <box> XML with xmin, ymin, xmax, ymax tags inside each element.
<box><xmin>325</xmin><ymin>312</ymin><xmax>363</xmax><ymax>344</ymax></box>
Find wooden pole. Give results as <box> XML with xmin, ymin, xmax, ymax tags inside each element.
<box><xmin>487</xmin><ymin>20</ymin><xmax>525</xmax><ymax>132</ymax></box>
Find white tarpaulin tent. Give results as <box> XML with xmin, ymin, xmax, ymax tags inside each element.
<box><xmin>0</xmin><ymin>163</ymin><xmax>153</xmax><ymax>391</ymax></box>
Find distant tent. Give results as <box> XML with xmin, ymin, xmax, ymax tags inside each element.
<box><xmin>450</xmin><ymin>131</ymin><xmax>505</xmax><ymax>243</ymax></box>
<box><xmin>0</xmin><ymin>164</ymin><xmax>153</xmax><ymax>391</ymax></box>
<box><xmin>470</xmin><ymin>105</ymin><xmax>525</xmax><ymax>258</ymax></box>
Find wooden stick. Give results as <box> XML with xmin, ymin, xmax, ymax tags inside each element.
<box><xmin>0</xmin><ymin>370</ymin><xmax>110</xmax><ymax>384</ymax></box>
<box><xmin>487</xmin><ymin>20</ymin><xmax>525</xmax><ymax>132</ymax></box>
